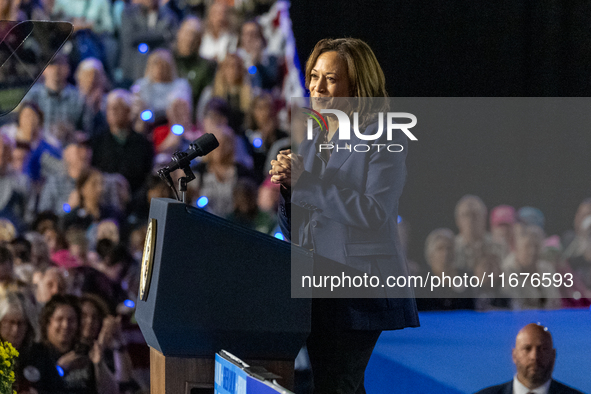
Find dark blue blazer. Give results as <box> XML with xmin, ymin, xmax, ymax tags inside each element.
<box><xmin>278</xmin><ymin>120</ymin><xmax>419</xmax><ymax>331</ymax></box>
<box><xmin>475</xmin><ymin>379</ymin><xmax>584</xmax><ymax>394</ymax></box>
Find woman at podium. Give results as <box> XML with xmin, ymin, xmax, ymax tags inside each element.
<box><xmin>270</xmin><ymin>38</ymin><xmax>420</xmax><ymax>394</ymax></box>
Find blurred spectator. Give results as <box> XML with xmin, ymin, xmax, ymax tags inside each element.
<box><xmin>38</xmin><ymin>136</ymin><xmax>92</xmax><ymax>217</ymax></box>
<box><xmin>1</xmin><ymin>291</ymin><xmax>39</xmax><ymax>393</ymax></box>
<box><xmin>151</xmin><ymin>97</ymin><xmax>193</xmax><ymax>154</ymax></box>
<box><xmin>517</xmin><ymin>206</ymin><xmax>545</xmax><ymax>229</ymax></box>
<box><xmin>226</xmin><ymin>178</ymin><xmax>276</xmax><ymax>234</ymax></box>
<box><xmin>20</xmin><ymin>294</ymin><xmax>118</xmax><ymax>393</ymax></box>
<box><xmin>75</xmin><ymin>58</ymin><xmax>109</xmax><ymax>138</ymax></box>
<box><xmin>52</xmin><ymin>0</ymin><xmax>114</xmax><ymax>35</ymax></box>
<box><xmin>417</xmin><ymin>228</ymin><xmax>475</xmax><ymax>311</ymax></box>
<box><xmin>0</xmin><ymin>0</ymin><xmax>26</xmax><ymax>21</ymax></box>
<box><xmin>199</xmin><ymin>2</ymin><xmax>237</xmax><ymax>62</ymax></box>
<box><xmin>80</xmin><ymin>294</ymin><xmax>137</xmax><ymax>392</ymax></box>
<box><xmin>0</xmin><ymin>134</ymin><xmax>29</xmax><ymax>229</ymax></box>
<box><xmin>200</xmin><ymin>97</ymin><xmax>253</xmax><ymax>169</ymax></box>
<box><xmin>562</xmin><ymin>217</ymin><xmax>591</xmax><ymax>303</ymax></box>
<box><xmin>91</xmin><ymin>89</ymin><xmax>154</xmax><ymax>193</ymax></box>
<box><xmin>454</xmin><ymin>194</ymin><xmax>503</xmax><ymax>273</ymax></box>
<box><xmin>0</xmin><ymin>102</ymin><xmax>63</xmax><ymax>185</ymax></box>
<box><xmin>189</xmin><ymin>125</ymin><xmax>256</xmax><ymax>217</ymax></box>
<box><xmin>472</xmin><ymin>252</ymin><xmax>509</xmax><ymax>310</ymax></box>
<box><xmin>257</xmin><ymin>175</ymin><xmax>279</xmax><ymax>215</ymax></box>
<box><xmin>174</xmin><ymin>16</ymin><xmax>217</xmax><ymax>111</ymax></box>
<box><xmin>540</xmin><ymin>235</ymin><xmax>591</xmax><ymax>308</ymax></box>
<box><xmin>62</xmin><ymin>168</ymin><xmax>123</xmax><ymax>232</ymax></box>
<box><xmin>18</xmin><ymin>0</ymin><xmax>47</xmax><ymax>20</ymax></box>
<box><xmin>199</xmin><ymin>53</ymin><xmax>253</xmax><ymax>129</ymax></box>
<box><xmin>126</xmin><ymin>174</ymin><xmax>174</xmax><ymax>230</ymax></box>
<box><xmin>34</xmin><ymin>266</ymin><xmax>66</xmax><ymax>305</ymax></box>
<box><xmin>132</xmin><ymin>48</ymin><xmax>192</xmax><ymax>121</ymax></box>
<box><xmin>562</xmin><ymin>198</ymin><xmax>591</xmax><ymax>260</ymax></box>
<box><xmin>25</xmin><ymin>54</ymin><xmax>87</xmax><ymax>145</ymax></box>
<box><xmin>489</xmin><ymin>205</ymin><xmax>516</xmax><ymax>258</ymax></box>
<box><xmin>501</xmin><ymin>224</ymin><xmax>561</xmax><ymax>310</ymax></box>
<box><xmin>244</xmin><ymin>92</ymin><xmax>288</xmax><ymax>181</ymax></box>
<box><xmin>237</xmin><ymin>20</ymin><xmax>281</xmax><ymax>90</ymax></box>
<box><xmin>119</xmin><ymin>0</ymin><xmax>179</xmax><ymax>84</ymax></box>
<box><xmin>24</xmin><ymin>230</ymin><xmax>52</xmax><ymax>268</ymax></box>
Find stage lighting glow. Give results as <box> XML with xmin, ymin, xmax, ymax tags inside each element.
<box><xmin>138</xmin><ymin>43</ymin><xmax>149</xmax><ymax>53</ymax></box>
<box><xmin>56</xmin><ymin>366</ymin><xmax>64</xmax><ymax>377</ymax></box>
<box><xmin>197</xmin><ymin>196</ymin><xmax>208</xmax><ymax>208</ymax></box>
<box><xmin>397</xmin><ymin>215</ymin><xmax>402</xmax><ymax>223</ymax></box>
<box><xmin>140</xmin><ymin>110</ymin><xmax>153</xmax><ymax>121</ymax></box>
<box><xmin>274</xmin><ymin>232</ymin><xmax>284</xmax><ymax>240</ymax></box>
<box><xmin>248</xmin><ymin>65</ymin><xmax>257</xmax><ymax>75</ymax></box>
<box><xmin>171</xmin><ymin>124</ymin><xmax>184</xmax><ymax>135</ymax></box>
<box><xmin>124</xmin><ymin>299</ymin><xmax>135</xmax><ymax>308</ymax></box>
<box><xmin>253</xmin><ymin>137</ymin><xmax>263</xmax><ymax>148</ymax></box>
<box><xmin>63</xmin><ymin>203</ymin><xmax>71</xmax><ymax>213</ymax></box>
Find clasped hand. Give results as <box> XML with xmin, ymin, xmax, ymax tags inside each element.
<box><xmin>269</xmin><ymin>149</ymin><xmax>304</xmax><ymax>188</ymax></box>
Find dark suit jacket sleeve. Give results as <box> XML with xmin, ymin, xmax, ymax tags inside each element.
<box><xmin>278</xmin><ymin>185</ymin><xmax>291</xmax><ymax>241</ymax></box>
<box><xmin>291</xmin><ymin>130</ymin><xmax>407</xmax><ymax>230</ymax></box>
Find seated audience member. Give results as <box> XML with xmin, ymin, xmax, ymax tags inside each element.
<box><xmin>25</xmin><ymin>54</ymin><xmax>87</xmax><ymax>145</ymax></box>
<box><xmin>173</xmin><ymin>16</ymin><xmax>217</xmax><ymax>111</ymax></box>
<box><xmin>8</xmin><ymin>236</ymin><xmax>35</xmax><ymax>283</ymax></box>
<box><xmin>126</xmin><ymin>174</ymin><xmax>174</xmax><ymax>230</ymax></box>
<box><xmin>0</xmin><ymin>0</ymin><xmax>26</xmax><ymax>20</ymax></box>
<box><xmin>539</xmin><ymin>235</ymin><xmax>591</xmax><ymax>307</ymax></box>
<box><xmin>475</xmin><ymin>323</ymin><xmax>584</xmax><ymax>394</ymax></box>
<box><xmin>501</xmin><ymin>224</ymin><xmax>561</xmax><ymax>310</ymax></box>
<box><xmin>489</xmin><ymin>204</ymin><xmax>516</xmax><ymax>258</ymax></box>
<box><xmin>199</xmin><ymin>2</ymin><xmax>238</xmax><ymax>62</ymax></box>
<box><xmin>198</xmin><ymin>54</ymin><xmax>253</xmax><ymax>130</ymax></box>
<box><xmin>562</xmin><ymin>198</ymin><xmax>591</xmax><ymax>260</ymax></box>
<box><xmin>562</xmin><ymin>217</ymin><xmax>591</xmax><ymax>301</ymax></box>
<box><xmin>38</xmin><ymin>135</ymin><xmax>92</xmax><ymax>217</ymax></box>
<box><xmin>517</xmin><ymin>206</ymin><xmax>546</xmax><ymax>230</ymax></box>
<box><xmin>91</xmin><ymin>89</ymin><xmax>154</xmax><ymax>193</ymax></box>
<box><xmin>416</xmin><ymin>228</ymin><xmax>475</xmax><ymax>311</ymax></box>
<box><xmin>226</xmin><ymin>178</ymin><xmax>276</xmax><ymax>234</ymax></box>
<box><xmin>257</xmin><ymin>176</ymin><xmax>280</xmax><ymax>216</ymax></box>
<box><xmin>0</xmin><ymin>134</ymin><xmax>29</xmax><ymax>228</ymax></box>
<box><xmin>472</xmin><ymin>252</ymin><xmax>510</xmax><ymax>310</ymax></box>
<box><xmin>25</xmin><ymin>230</ymin><xmax>52</xmax><ymax>269</ymax></box>
<box><xmin>0</xmin><ymin>291</ymin><xmax>39</xmax><ymax>392</ymax></box>
<box><xmin>96</xmin><ymin>244</ymin><xmax>137</xmax><ymax>308</ymax></box>
<box><xmin>454</xmin><ymin>194</ymin><xmax>503</xmax><ymax>274</ymax></box>
<box><xmin>200</xmin><ymin>98</ymin><xmax>253</xmax><ymax>169</ymax></box>
<box><xmin>34</xmin><ymin>266</ymin><xmax>66</xmax><ymax>306</ymax></box>
<box><xmin>52</xmin><ymin>0</ymin><xmax>114</xmax><ymax>35</ymax></box>
<box><xmin>119</xmin><ymin>0</ymin><xmax>179</xmax><ymax>84</ymax></box>
<box><xmin>244</xmin><ymin>92</ymin><xmax>288</xmax><ymax>182</ymax></box>
<box><xmin>151</xmin><ymin>97</ymin><xmax>194</xmax><ymax>154</ymax></box>
<box><xmin>74</xmin><ymin>58</ymin><xmax>109</xmax><ymax>138</ymax></box>
<box><xmin>19</xmin><ymin>294</ymin><xmax>118</xmax><ymax>393</ymax></box>
<box><xmin>237</xmin><ymin>20</ymin><xmax>281</xmax><ymax>91</ymax></box>
<box><xmin>190</xmin><ymin>126</ymin><xmax>256</xmax><ymax>218</ymax></box>
<box><xmin>0</xmin><ymin>246</ymin><xmax>28</xmax><ymax>297</ymax></box>
<box><xmin>132</xmin><ymin>48</ymin><xmax>192</xmax><ymax>121</ymax></box>
<box><xmin>62</xmin><ymin>168</ymin><xmax>123</xmax><ymax>232</ymax></box>
<box><xmin>0</xmin><ymin>102</ymin><xmax>62</xmax><ymax>184</ymax></box>
<box><xmin>79</xmin><ymin>294</ymin><xmax>137</xmax><ymax>392</ymax></box>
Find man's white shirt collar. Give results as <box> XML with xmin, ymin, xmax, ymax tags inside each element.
<box><xmin>513</xmin><ymin>374</ymin><xmax>551</xmax><ymax>394</ymax></box>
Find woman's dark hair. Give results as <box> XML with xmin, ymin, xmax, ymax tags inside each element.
<box><xmin>32</xmin><ymin>211</ymin><xmax>59</xmax><ymax>234</ymax></box>
<box><xmin>39</xmin><ymin>294</ymin><xmax>81</xmax><ymax>344</ymax></box>
<box><xmin>75</xmin><ymin>168</ymin><xmax>101</xmax><ymax>208</ymax></box>
<box><xmin>0</xmin><ymin>245</ymin><xmax>13</xmax><ymax>266</ymax></box>
<box><xmin>17</xmin><ymin>101</ymin><xmax>44</xmax><ymax>126</ymax></box>
<box><xmin>79</xmin><ymin>293</ymin><xmax>110</xmax><ymax>339</ymax></box>
<box><xmin>238</xmin><ymin>19</ymin><xmax>267</xmax><ymax>49</ymax></box>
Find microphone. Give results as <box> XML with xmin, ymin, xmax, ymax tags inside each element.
<box><xmin>159</xmin><ymin>133</ymin><xmax>219</xmax><ymax>174</ymax></box>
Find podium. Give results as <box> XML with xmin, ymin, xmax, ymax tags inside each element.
<box><xmin>135</xmin><ymin>198</ymin><xmax>312</xmax><ymax>393</ymax></box>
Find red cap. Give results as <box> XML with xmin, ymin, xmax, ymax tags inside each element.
<box><xmin>490</xmin><ymin>205</ymin><xmax>516</xmax><ymax>227</ymax></box>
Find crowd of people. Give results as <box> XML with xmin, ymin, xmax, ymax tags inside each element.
<box><xmin>0</xmin><ymin>0</ymin><xmax>295</xmax><ymax>392</ymax></box>
<box><xmin>411</xmin><ymin>195</ymin><xmax>591</xmax><ymax>311</ymax></box>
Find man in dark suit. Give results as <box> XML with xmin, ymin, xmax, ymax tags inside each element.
<box><xmin>476</xmin><ymin>323</ymin><xmax>584</xmax><ymax>394</ymax></box>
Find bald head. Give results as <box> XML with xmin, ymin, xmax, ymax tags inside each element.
<box><xmin>512</xmin><ymin>323</ymin><xmax>556</xmax><ymax>389</ymax></box>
